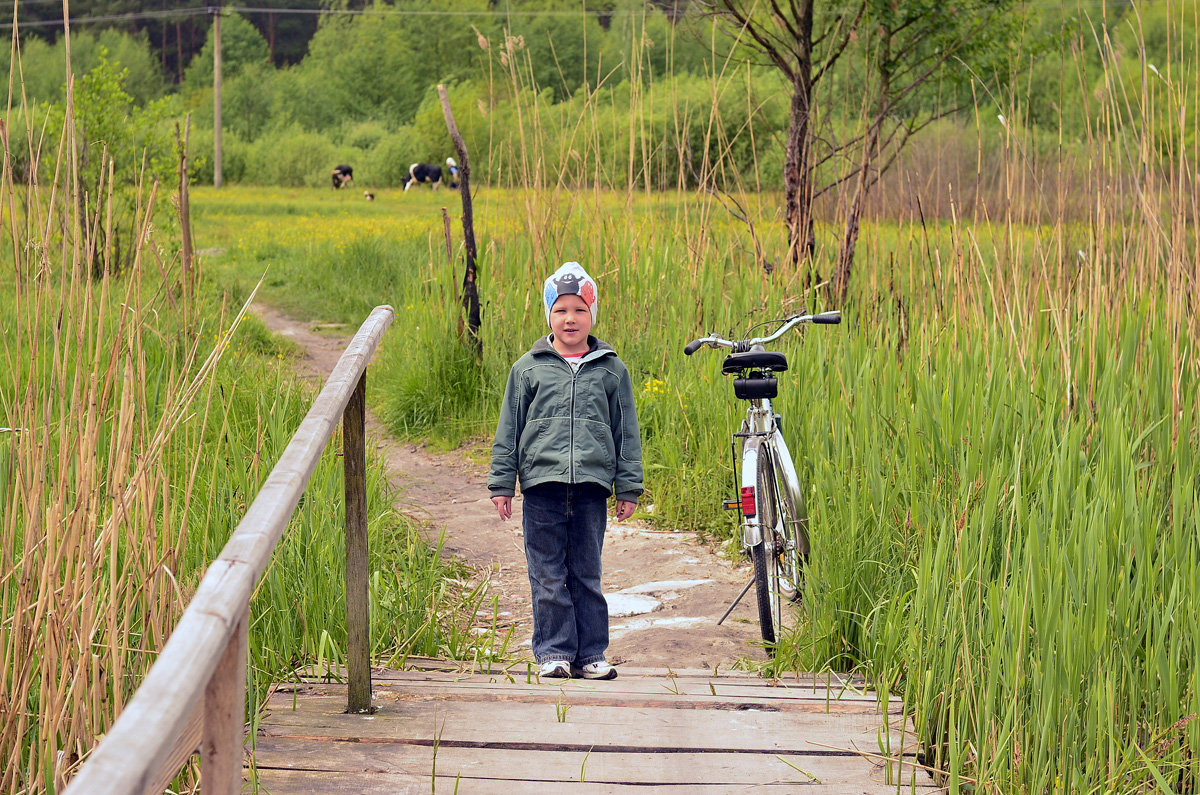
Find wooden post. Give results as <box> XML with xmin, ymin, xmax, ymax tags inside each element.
<box><xmin>437</xmin><ymin>84</ymin><xmax>481</xmax><ymax>355</ymax></box>
<box><xmin>201</xmin><ymin>611</ymin><xmax>247</xmax><ymax>794</ymax></box>
<box><xmin>343</xmin><ymin>373</ymin><xmax>373</xmax><ymax>714</ymax></box>
<box><xmin>212</xmin><ymin>8</ymin><xmax>223</xmax><ymax>188</ymax></box>
<box><xmin>176</xmin><ymin>114</ymin><xmax>194</xmax><ymax>298</ymax></box>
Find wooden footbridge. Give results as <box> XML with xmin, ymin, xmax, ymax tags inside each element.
<box><xmin>254</xmin><ymin>661</ymin><xmax>936</xmax><ymax>793</ymax></box>
<box><xmin>63</xmin><ymin>308</ymin><xmax>940</xmax><ymax>794</ymax></box>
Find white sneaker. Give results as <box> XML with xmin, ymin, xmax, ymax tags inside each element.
<box><xmin>539</xmin><ymin>660</ymin><xmax>571</xmax><ymax>679</ymax></box>
<box><xmin>571</xmin><ymin>660</ymin><xmax>617</xmax><ymax>680</ymax></box>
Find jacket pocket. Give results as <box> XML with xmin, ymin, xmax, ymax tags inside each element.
<box><xmin>576</xmin><ymin>418</ymin><xmax>615</xmax><ymax>476</ymax></box>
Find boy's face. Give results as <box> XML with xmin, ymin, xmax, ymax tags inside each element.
<box><xmin>549</xmin><ymin>294</ymin><xmax>593</xmax><ymax>354</ymax></box>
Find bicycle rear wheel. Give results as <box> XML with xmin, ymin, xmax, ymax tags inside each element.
<box><xmin>754</xmin><ymin>445</ymin><xmax>809</xmax><ymax>646</ymax></box>
<box><xmin>749</xmin><ymin>540</ymin><xmax>776</xmax><ymax>644</ymax></box>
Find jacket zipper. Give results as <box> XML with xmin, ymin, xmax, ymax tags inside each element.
<box><xmin>569</xmin><ymin>360</ymin><xmax>578</xmax><ymax>482</ymax></box>
<box><xmin>551</xmin><ymin>342</ymin><xmax>607</xmax><ymax>482</ymax></box>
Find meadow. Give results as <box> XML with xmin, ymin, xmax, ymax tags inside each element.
<box><xmin>193</xmin><ymin>171</ymin><xmax>1198</xmax><ymax>793</ymax></box>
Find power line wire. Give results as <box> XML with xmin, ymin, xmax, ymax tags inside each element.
<box><xmin>1</xmin><ymin>4</ymin><xmax>611</xmax><ymax>29</ymax></box>
<box><xmin>0</xmin><ymin>1</ymin><xmax>1124</xmax><ymax>32</ymax></box>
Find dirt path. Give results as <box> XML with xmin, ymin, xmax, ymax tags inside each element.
<box><xmin>256</xmin><ymin>306</ymin><xmax>768</xmax><ymax>671</ymax></box>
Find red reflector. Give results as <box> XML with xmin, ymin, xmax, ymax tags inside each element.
<box><xmin>740</xmin><ymin>486</ymin><xmax>756</xmax><ymax>517</ymax></box>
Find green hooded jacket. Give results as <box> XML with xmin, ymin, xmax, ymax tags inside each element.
<box><xmin>488</xmin><ymin>335</ymin><xmax>643</xmax><ymax>502</ymax></box>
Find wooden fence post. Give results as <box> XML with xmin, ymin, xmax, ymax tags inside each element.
<box><xmin>343</xmin><ymin>372</ymin><xmax>373</xmax><ymax>713</ymax></box>
<box><xmin>201</xmin><ymin>611</ymin><xmax>247</xmax><ymax>794</ymax></box>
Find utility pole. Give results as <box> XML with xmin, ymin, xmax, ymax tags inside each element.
<box><xmin>212</xmin><ymin>6</ymin><xmax>223</xmax><ymax>188</ymax></box>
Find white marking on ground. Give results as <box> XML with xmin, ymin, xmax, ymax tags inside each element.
<box><xmin>609</xmin><ymin>615</ymin><xmax>709</xmax><ymax>639</ymax></box>
<box><xmin>617</xmin><ymin>579</ymin><xmax>713</xmax><ymax>594</ymax></box>
<box><xmin>605</xmin><ymin>592</ymin><xmax>662</xmax><ymax>616</ymax></box>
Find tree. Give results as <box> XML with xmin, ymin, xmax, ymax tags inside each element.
<box><xmin>291</xmin><ymin>1</ymin><xmax>492</xmax><ymax>130</ymax></box>
<box><xmin>182</xmin><ymin>12</ymin><xmax>271</xmax><ymax>90</ymax></box>
<box><xmin>707</xmin><ymin>0</ymin><xmax>1024</xmax><ymax>300</ymax></box>
<box><xmin>64</xmin><ymin>50</ymin><xmax>177</xmax><ymax>275</ymax></box>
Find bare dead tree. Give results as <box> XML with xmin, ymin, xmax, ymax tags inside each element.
<box><xmin>175</xmin><ymin>115</ymin><xmax>195</xmax><ymax>300</ymax></box>
<box><xmin>438</xmin><ymin>84</ymin><xmax>481</xmax><ymax>357</ymax></box>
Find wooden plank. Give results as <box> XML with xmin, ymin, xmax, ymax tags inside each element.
<box><xmin>251</xmin><ymin>737</ymin><xmax>938</xmax><ymax>788</ymax></box>
<box><xmin>144</xmin><ymin>701</ymin><xmax>202</xmax><ymax>795</ymax></box>
<box><xmin>274</xmin><ymin>681</ymin><xmax>890</xmax><ymax>715</ymax></box>
<box><xmin>337</xmin><ymin>659</ymin><xmax>871</xmax><ymax>691</ymax></box>
<box><xmin>258</xmin><ymin>694</ymin><xmax>918</xmax><ymax>756</ymax></box>
<box><xmin>311</xmin><ymin>669</ymin><xmax>882</xmax><ymax>703</ymax></box>
<box><xmin>252</xmin><ymin>768</ymin><xmax>931</xmax><ymax>793</ymax></box>
<box><xmin>386</xmin><ymin>676</ymin><xmax>880</xmax><ymax>703</ymax></box>
<box><xmin>254</xmin><ymin>662</ymin><xmax>939</xmax><ymax>792</ymax></box>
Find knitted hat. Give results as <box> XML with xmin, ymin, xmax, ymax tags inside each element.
<box><xmin>543</xmin><ymin>262</ymin><xmax>597</xmax><ymax>326</ymax></box>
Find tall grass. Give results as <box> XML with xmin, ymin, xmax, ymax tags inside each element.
<box><xmin>1</xmin><ymin>56</ymin><xmax>489</xmax><ymax>795</ymax></box>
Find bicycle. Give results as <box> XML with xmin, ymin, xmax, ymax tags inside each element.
<box><xmin>684</xmin><ymin>310</ymin><xmax>841</xmax><ymax>646</ymax></box>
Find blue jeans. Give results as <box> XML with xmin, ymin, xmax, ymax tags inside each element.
<box><xmin>521</xmin><ymin>482</ymin><xmax>610</xmax><ymax>665</ymax></box>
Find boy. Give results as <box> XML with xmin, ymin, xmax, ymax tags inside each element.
<box><xmin>489</xmin><ymin>261</ymin><xmax>643</xmax><ymax>680</ymax></box>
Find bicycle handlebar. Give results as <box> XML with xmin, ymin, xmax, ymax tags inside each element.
<box><xmin>683</xmin><ymin>310</ymin><xmax>841</xmax><ymax>355</ymax></box>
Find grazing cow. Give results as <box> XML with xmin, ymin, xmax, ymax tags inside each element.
<box><xmin>402</xmin><ymin>163</ymin><xmax>442</xmax><ymax>191</ymax></box>
<box><xmin>331</xmin><ymin>164</ymin><xmax>354</xmax><ymax>189</ymax></box>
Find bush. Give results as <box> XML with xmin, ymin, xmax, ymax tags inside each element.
<box><xmin>187</xmin><ymin>126</ymin><xmax>243</xmax><ymax>184</ymax></box>
<box><xmin>244</xmin><ymin>125</ymin><xmax>339</xmax><ymax>187</ymax></box>
<box><xmin>341</xmin><ymin>120</ymin><xmax>390</xmax><ymax>151</ymax></box>
<box><xmin>366</xmin><ymin>131</ymin><xmax>420</xmax><ymax>187</ymax></box>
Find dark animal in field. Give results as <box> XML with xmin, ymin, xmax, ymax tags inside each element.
<box><xmin>331</xmin><ymin>164</ymin><xmax>354</xmax><ymax>189</ymax></box>
<box><xmin>363</xmin><ymin>191</ymin><xmax>375</xmax><ymax>201</ymax></box>
<box><xmin>402</xmin><ymin>163</ymin><xmax>443</xmax><ymax>191</ymax></box>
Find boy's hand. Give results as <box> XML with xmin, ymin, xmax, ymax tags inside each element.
<box><xmin>615</xmin><ymin>500</ymin><xmax>637</xmax><ymax>521</ymax></box>
<box><xmin>492</xmin><ymin>496</ymin><xmax>512</xmax><ymax>520</ymax></box>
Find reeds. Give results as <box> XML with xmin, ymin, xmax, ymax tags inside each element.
<box><xmin>2</xmin><ymin>47</ymin><xmax>490</xmax><ymax>795</ymax></box>
<box><xmin>0</xmin><ymin>87</ymin><xmax>219</xmax><ymax>786</ymax></box>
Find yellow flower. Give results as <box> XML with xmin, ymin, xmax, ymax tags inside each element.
<box><xmin>641</xmin><ymin>378</ymin><xmax>667</xmax><ymax>396</ymax></box>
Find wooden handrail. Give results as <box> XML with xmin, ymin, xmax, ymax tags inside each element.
<box><xmin>65</xmin><ymin>305</ymin><xmax>395</xmax><ymax>794</ymax></box>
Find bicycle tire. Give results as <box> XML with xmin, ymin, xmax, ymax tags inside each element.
<box><xmin>749</xmin><ymin>540</ymin><xmax>776</xmax><ymax>645</ymax></box>
<box><xmin>754</xmin><ymin>445</ymin><xmax>809</xmax><ymax>648</ymax></box>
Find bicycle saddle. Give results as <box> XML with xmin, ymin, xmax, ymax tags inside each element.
<box><xmin>722</xmin><ymin>351</ymin><xmax>788</xmax><ymax>374</ymax></box>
